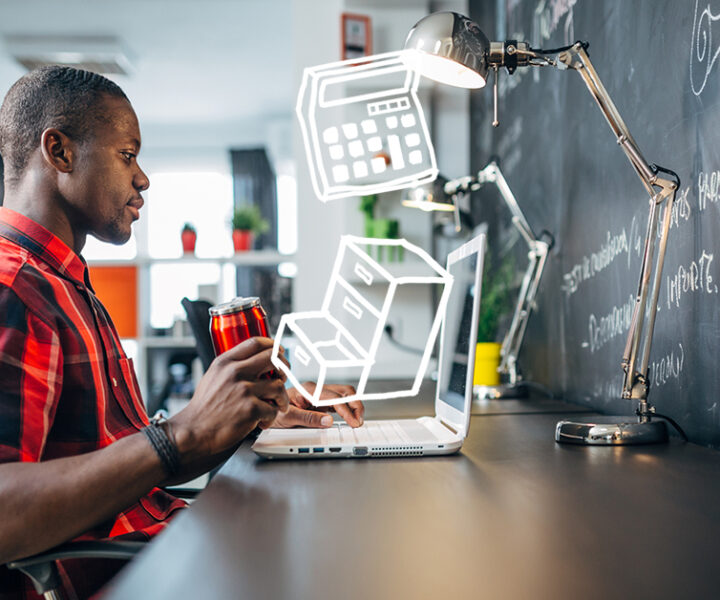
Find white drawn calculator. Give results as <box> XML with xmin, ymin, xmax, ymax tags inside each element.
<box><xmin>297</xmin><ymin>51</ymin><xmax>438</xmax><ymax>202</ymax></box>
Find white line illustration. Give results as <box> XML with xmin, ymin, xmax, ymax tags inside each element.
<box><xmin>297</xmin><ymin>51</ymin><xmax>439</xmax><ymax>202</ymax></box>
<box><xmin>691</xmin><ymin>0</ymin><xmax>720</xmax><ymax>97</ymax></box>
<box><xmin>271</xmin><ymin>236</ymin><xmax>453</xmax><ymax>406</ymax></box>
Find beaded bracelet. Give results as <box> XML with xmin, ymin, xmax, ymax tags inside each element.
<box><xmin>142</xmin><ymin>415</ymin><xmax>182</xmax><ymax>477</ymax></box>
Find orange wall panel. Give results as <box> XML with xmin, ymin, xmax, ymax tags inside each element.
<box><xmin>88</xmin><ymin>265</ymin><xmax>138</xmax><ymax>338</ymax></box>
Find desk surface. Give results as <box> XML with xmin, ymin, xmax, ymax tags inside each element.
<box><xmin>106</xmin><ymin>390</ymin><xmax>720</xmax><ymax>600</ymax></box>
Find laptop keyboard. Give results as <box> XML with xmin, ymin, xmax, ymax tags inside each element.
<box><xmin>321</xmin><ymin>420</ymin><xmax>438</xmax><ymax>446</ymax></box>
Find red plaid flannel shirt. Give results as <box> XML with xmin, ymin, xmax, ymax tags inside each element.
<box><xmin>0</xmin><ymin>208</ymin><xmax>186</xmax><ymax>599</ymax></box>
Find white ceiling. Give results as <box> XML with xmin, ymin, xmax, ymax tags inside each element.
<box><xmin>0</xmin><ymin>0</ymin><xmax>296</xmax><ymax>147</ymax></box>
<box><xmin>0</xmin><ymin>0</ymin><xmax>458</xmax><ymax>151</ymax></box>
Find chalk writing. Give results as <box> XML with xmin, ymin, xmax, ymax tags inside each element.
<box><xmin>590</xmin><ymin>374</ymin><xmax>625</xmax><ymax>403</ymax></box>
<box><xmin>698</xmin><ymin>169</ymin><xmax>720</xmax><ymax>210</ymax></box>
<box><xmin>666</xmin><ymin>250</ymin><xmax>718</xmax><ymax>309</ymax></box>
<box><xmin>585</xmin><ymin>294</ymin><xmax>635</xmax><ymax>353</ymax></box>
<box><xmin>549</xmin><ymin>0</ymin><xmax>578</xmax><ymax>33</ymax></box>
<box><xmin>532</xmin><ymin>0</ymin><xmax>576</xmax><ymax>82</ymax></box>
<box><xmin>562</xmin><ymin>228</ymin><xmax>629</xmax><ymax>297</ymax></box>
<box><xmin>669</xmin><ymin>187</ymin><xmax>692</xmax><ymax>229</ymax></box>
<box><xmin>690</xmin><ymin>0</ymin><xmax>720</xmax><ymax>97</ymax></box>
<box><xmin>649</xmin><ymin>343</ymin><xmax>684</xmax><ymax>389</ymax></box>
<box><xmin>626</xmin><ymin>213</ymin><xmax>643</xmax><ymax>269</ymax></box>
<box><xmin>532</xmin><ymin>0</ymin><xmax>577</xmax><ymax>49</ymax></box>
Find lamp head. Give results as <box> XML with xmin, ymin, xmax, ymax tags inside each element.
<box><xmin>403</xmin><ymin>12</ymin><xmax>490</xmax><ymax>89</ymax></box>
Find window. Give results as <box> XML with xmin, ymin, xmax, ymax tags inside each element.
<box><xmin>147</xmin><ymin>172</ymin><xmax>234</xmax><ymax>258</ymax></box>
<box><xmin>147</xmin><ymin>172</ymin><xmax>235</xmax><ymax>329</ymax></box>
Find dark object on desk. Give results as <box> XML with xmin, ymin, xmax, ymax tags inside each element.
<box><xmin>180</xmin><ymin>297</ymin><xmax>214</xmax><ymax>372</ymax></box>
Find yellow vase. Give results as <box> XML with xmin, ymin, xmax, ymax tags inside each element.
<box><xmin>473</xmin><ymin>342</ymin><xmax>501</xmax><ymax>386</ymax></box>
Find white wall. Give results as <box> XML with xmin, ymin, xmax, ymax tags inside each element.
<box><xmin>290</xmin><ymin>0</ymin><xmax>470</xmax><ymax>379</ymax></box>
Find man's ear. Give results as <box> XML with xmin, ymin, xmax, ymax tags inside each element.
<box><xmin>40</xmin><ymin>128</ymin><xmax>74</xmax><ymax>174</ymax></box>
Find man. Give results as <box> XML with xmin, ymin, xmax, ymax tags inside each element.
<box><xmin>0</xmin><ymin>66</ymin><xmax>363</xmax><ymax>598</ymax></box>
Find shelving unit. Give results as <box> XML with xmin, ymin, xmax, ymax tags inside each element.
<box><xmin>87</xmin><ymin>251</ymin><xmax>294</xmax><ymax>408</ymax></box>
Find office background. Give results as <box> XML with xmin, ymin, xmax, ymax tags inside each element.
<box><xmin>2</xmin><ymin>0</ymin><xmax>720</xmax><ymax>448</ymax></box>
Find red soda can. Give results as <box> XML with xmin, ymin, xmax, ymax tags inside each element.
<box><xmin>208</xmin><ymin>296</ymin><xmax>270</xmax><ymax>356</ymax></box>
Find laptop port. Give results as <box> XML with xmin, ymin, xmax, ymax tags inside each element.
<box><xmin>313</xmin><ymin>448</ymin><xmax>324</xmax><ymax>453</ymax></box>
<box><xmin>298</xmin><ymin>448</ymin><xmax>310</xmax><ymax>454</ymax></box>
<box><xmin>329</xmin><ymin>447</ymin><xmax>342</xmax><ymax>453</ymax></box>
<box><xmin>353</xmin><ymin>446</ymin><xmax>368</xmax><ymax>456</ymax></box>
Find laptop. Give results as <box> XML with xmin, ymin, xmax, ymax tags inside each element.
<box><xmin>252</xmin><ymin>233</ymin><xmax>485</xmax><ymax>459</ymax></box>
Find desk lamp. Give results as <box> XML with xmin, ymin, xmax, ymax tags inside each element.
<box><xmin>444</xmin><ymin>161</ymin><xmax>552</xmax><ymax>399</ymax></box>
<box><xmin>404</xmin><ymin>12</ymin><xmax>680</xmax><ymax>445</ymax></box>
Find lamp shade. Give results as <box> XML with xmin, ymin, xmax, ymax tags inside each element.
<box><xmin>403</xmin><ymin>12</ymin><xmax>489</xmax><ymax>89</ymax></box>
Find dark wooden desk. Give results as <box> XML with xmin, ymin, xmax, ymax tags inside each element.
<box><xmin>105</xmin><ymin>390</ymin><xmax>720</xmax><ymax>599</ymax></box>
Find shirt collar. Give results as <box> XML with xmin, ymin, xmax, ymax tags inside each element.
<box><xmin>0</xmin><ymin>207</ymin><xmax>90</xmax><ymax>287</ymax></box>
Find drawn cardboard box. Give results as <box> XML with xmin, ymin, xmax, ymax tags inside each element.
<box><xmin>272</xmin><ymin>236</ymin><xmax>452</xmax><ymax>406</ymax></box>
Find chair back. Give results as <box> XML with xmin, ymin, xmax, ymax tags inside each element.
<box><xmin>181</xmin><ymin>297</ymin><xmax>215</xmax><ymax>371</ymax></box>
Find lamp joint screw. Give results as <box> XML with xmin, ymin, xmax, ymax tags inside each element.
<box><xmin>507</xmin><ymin>45</ymin><xmax>516</xmax><ymax>54</ymax></box>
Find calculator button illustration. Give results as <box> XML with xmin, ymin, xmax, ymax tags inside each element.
<box><xmin>297</xmin><ymin>51</ymin><xmax>438</xmax><ymax>202</ymax></box>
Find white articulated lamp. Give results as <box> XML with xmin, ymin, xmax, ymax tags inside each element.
<box><xmin>404</xmin><ymin>12</ymin><xmax>680</xmax><ymax>445</ymax></box>
<box><xmin>444</xmin><ymin>161</ymin><xmax>553</xmax><ymax>400</ymax></box>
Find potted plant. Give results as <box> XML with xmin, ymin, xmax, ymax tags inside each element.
<box><xmin>231</xmin><ymin>205</ymin><xmax>269</xmax><ymax>252</ymax></box>
<box><xmin>180</xmin><ymin>222</ymin><xmax>197</xmax><ymax>254</ymax></box>
<box><xmin>474</xmin><ymin>251</ymin><xmax>515</xmax><ymax>386</ymax></box>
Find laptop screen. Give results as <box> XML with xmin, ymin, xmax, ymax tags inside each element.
<box><xmin>436</xmin><ymin>240</ymin><xmax>482</xmax><ymax>413</ymax></box>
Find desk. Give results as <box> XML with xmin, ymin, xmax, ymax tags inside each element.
<box><xmin>105</xmin><ymin>387</ymin><xmax>720</xmax><ymax>599</ymax></box>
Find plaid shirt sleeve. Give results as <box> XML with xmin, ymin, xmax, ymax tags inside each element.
<box><xmin>0</xmin><ymin>284</ymin><xmax>63</xmax><ymax>464</ymax></box>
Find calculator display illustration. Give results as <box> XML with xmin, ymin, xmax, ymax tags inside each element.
<box><xmin>297</xmin><ymin>51</ymin><xmax>438</xmax><ymax>202</ymax></box>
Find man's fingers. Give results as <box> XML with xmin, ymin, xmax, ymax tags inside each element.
<box><xmin>287</xmin><ymin>385</ymin><xmax>315</xmax><ymax>409</ymax></box>
<box><xmin>228</xmin><ymin>347</ymin><xmax>276</xmax><ymax>379</ymax></box>
<box><xmin>274</xmin><ymin>346</ymin><xmax>291</xmax><ymax>370</ymax></box>
<box><xmin>333</xmin><ymin>402</ymin><xmax>363</xmax><ymax>427</ymax></box>
<box><xmin>307</xmin><ymin>383</ymin><xmax>363</xmax><ymax>427</ymax></box>
<box><xmin>279</xmin><ymin>405</ymin><xmax>335</xmax><ymax>428</ymax></box>
<box><xmin>348</xmin><ymin>400</ymin><xmax>365</xmax><ymax>422</ymax></box>
<box><xmin>250</xmin><ymin>378</ymin><xmax>290</xmax><ymax>412</ymax></box>
<box><xmin>221</xmin><ymin>336</ymin><xmax>274</xmax><ymax>360</ymax></box>
<box><xmin>246</xmin><ymin>396</ymin><xmax>279</xmax><ymax>425</ymax></box>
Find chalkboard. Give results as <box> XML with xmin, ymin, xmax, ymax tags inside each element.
<box><xmin>469</xmin><ymin>0</ymin><xmax>720</xmax><ymax>448</ymax></box>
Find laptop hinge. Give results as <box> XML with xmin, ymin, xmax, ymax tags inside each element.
<box><xmin>439</xmin><ymin>419</ymin><xmax>458</xmax><ymax>435</ymax></box>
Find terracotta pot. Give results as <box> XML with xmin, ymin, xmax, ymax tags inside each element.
<box><xmin>232</xmin><ymin>229</ymin><xmax>254</xmax><ymax>252</ymax></box>
<box><xmin>181</xmin><ymin>230</ymin><xmax>197</xmax><ymax>253</ymax></box>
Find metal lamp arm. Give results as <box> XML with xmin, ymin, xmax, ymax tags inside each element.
<box><xmin>556</xmin><ymin>45</ymin><xmax>659</xmax><ymax>193</ymax></box>
<box><xmin>478</xmin><ymin>162</ymin><xmax>536</xmax><ymax>244</ymax></box>
<box><xmin>445</xmin><ymin>162</ymin><xmax>552</xmax><ymax>383</ymax></box>
<box><xmin>557</xmin><ymin>44</ymin><xmax>679</xmax><ymax>410</ymax></box>
<box><xmin>489</xmin><ymin>40</ymin><xmax>679</xmax><ymax>410</ymax></box>
<box><xmin>499</xmin><ymin>236</ymin><xmax>550</xmax><ymax>384</ymax></box>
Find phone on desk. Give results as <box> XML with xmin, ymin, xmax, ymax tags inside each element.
<box><xmin>297</xmin><ymin>51</ymin><xmax>438</xmax><ymax>202</ymax></box>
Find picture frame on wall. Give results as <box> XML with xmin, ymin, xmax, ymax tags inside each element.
<box><xmin>342</xmin><ymin>13</ymin><xmax>372</xmax><ymax>60</ymax></box>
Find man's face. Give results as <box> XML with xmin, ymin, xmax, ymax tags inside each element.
<box><xmin>68</xmin><ymin>94</ymin><xmax>149</xmax><ymax>245</ymax></box>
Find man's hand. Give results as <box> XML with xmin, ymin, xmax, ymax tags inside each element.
<box><xmin>170</xmin><ymin>337</ymin><xmax>289</xmax><ymax>461</ymax></box>
<box><xmin>267</xmin><ymin>383</ymin><xmax>364</xmax><ymax>429</ymax></box>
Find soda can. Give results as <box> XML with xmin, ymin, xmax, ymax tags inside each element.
<box><xmin>208</xmin><ymin>296</ymin><xmax>270</xmax><ymax>356</ymax></box>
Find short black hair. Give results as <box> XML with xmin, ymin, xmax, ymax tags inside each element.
<box><xmin>0</xmin><ymin>65</ymin><xmax>129</xmax><ymax>185</ymax></box>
